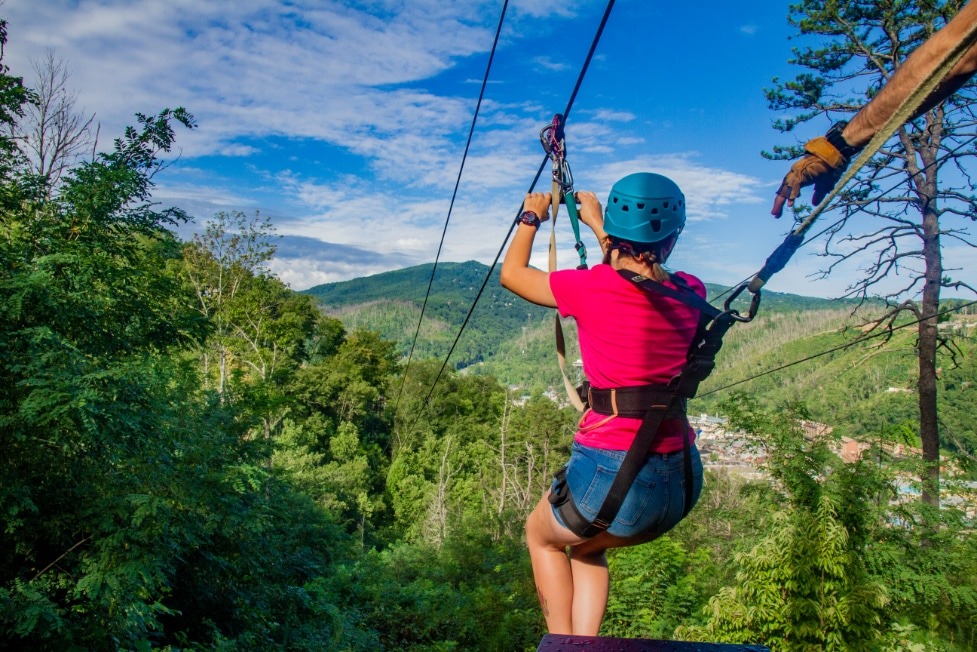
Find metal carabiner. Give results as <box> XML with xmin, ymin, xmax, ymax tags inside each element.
<box><xmin>556</xmin><ymin>157</ymin><xmax>574</xmax><ymax>193</ymax></box>
<box><xmin>723</xmin><ymin>283</ymin><xmax>761</xmax><ymax>323</ymax></box>
<box><xmin>540</xmin><ymin>114</ymin><xmax>575</xmax><ymax>190</ymax></box>
<box><xmin>539</xmin><ymin>114</ymin><xmax>565</xmax><ymax>159</ymax></box>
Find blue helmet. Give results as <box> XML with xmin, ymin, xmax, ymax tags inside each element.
<box><xmin>603</xmin><ymin>172</ymin><xmax>686</xmax><ymax>244</ymax></box>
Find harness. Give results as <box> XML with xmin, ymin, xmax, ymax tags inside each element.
<box><xmin>548</xmin><ymin>268</ymin><xmax>758</xmax><ymax>538</ymax></box>
<box><xmin>537</xmin><ymin>112</ymin><xmax>762</xmax><ymax>538</ymax></box>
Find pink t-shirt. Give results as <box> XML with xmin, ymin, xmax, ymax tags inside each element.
<box><xmin>549</xmin><ymin>264</ymin><xmax>705</xmax><ymax>453</ymax></box>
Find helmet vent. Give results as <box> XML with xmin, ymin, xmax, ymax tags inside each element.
<box><xmin>637</xmin><ymin>203</ymin><xmax>645</xmax><ymax>209</ymax></box>
<box><xmin>651</xmin><ymin>219</ymin><xmax>661</xmax><ymax>233</ymax></box>
<box><xmin>651</xmin><ymin>208</ymin><xmax>659</xmax><ymax>215</ymax></box>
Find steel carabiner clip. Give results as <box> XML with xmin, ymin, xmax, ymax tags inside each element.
<box><xmin>723</xmin><ymin>283</ymin><xmax>761</xmax><ymax>323</ymax></box>
<box><xmin>539</xmin><ymin>114</ymin><xmax>573</xmax><ymax>193</ymax></box>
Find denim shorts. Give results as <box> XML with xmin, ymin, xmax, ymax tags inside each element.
<box><xmin>550</xmin><ymin>441</ymin><xmax>703</xmax><ymax>538</ymax></box>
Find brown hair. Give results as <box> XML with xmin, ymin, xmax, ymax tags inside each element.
<box><xmin>603</xmin><ymin>235</ymin><xmax>676</xmax><ymax>282</ymax></box>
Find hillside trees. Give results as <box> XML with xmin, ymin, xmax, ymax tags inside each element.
<box><xmin>0</xmin><ymin>27</ymin><xmax>367</xmax><ymax>646</ymax></box>
<box><xmin>766</xmin><ymin>0</ymin><xmax>977</xmax><ymax>507</ymax></box>
<box><xmin>684</xmin><ymin>399</ymin><xmax>891</xmax><ymax>650</ymax></box>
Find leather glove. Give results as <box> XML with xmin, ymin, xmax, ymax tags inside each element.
<box><xmin>771</xmin><ymin>122</ymin><xmax>858</xmax><ymax>218</ymax></box>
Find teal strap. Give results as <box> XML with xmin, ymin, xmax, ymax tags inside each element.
<box><xmin>564</xmin><ymin>191</ymin><xmax>588</xmax><ymax>269</ymax></box>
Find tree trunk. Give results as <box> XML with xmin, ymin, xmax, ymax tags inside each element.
<box><xmin>914</xmin><ymin>112</ymin><xmax>943</xmax><ymax>510</ymax></box>
<box><xmin>917</xmin><ymin>199</ymin><xmax>941</xmax><ymax>508</ymax></box>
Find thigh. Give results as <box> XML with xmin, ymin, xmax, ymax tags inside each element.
<box><xmin>553</xmin><ymin>443</ymin><xmax>703</xmax><ymax>539</ymax></box>
<box><xmin>527</xmin><ymin>493</ymin><xmax>590</xmax><ymax>549</ymax></box>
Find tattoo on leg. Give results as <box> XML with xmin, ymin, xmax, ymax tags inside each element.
<box><xmin>535</xmin><ymin>585</ymin><xmax>549</xmax><ymax>617</ymax></box>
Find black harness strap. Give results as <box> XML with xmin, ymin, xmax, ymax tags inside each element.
<box><xmin>550</xmin><ymin>271</ymin><xmax>755</xmax><ymax>538</ymax></box>
<box><xmin>587</xmin><ymin>384</ymin><xmax>686</xmax><ymax>419</ymax></box>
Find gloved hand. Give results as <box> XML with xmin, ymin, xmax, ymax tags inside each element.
<box><xmin>771</xmin><ymin>123</ymin><xmax>858</xmax><ymax>218</ymax></box>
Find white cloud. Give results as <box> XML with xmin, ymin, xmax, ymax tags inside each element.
<box><xmin>3</xmin><ymin>0</ymin><xmax>498</xmax><ymax>163</ymax></box>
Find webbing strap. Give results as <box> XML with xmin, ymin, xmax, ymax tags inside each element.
<box><xmin>565</xmin><ymin>194</ymin><xmax>587</xmax><ymax>269</ymax></box>
<box><xmin>750</xmin><ymin>13</ymin><xmax>977</xmax><ymax>293</ymax></box>
<box><xmin>616</xmin><ymin>269</ymin><xmax>722</xmax><ymax>320</ymax></box>
<box><xmin>550</xmin><ymin>176</ymin><xmax>586</xmax><ymax>412</ymax></box>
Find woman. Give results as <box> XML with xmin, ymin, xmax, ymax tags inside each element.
<box><xmin>500</xmin><ymin>172</ymin><xmax>705</xmax><ymax>636</ymax></box>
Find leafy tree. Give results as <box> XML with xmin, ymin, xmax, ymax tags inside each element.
<box><xmin>326</xmin><ymin>532</ymin><xmax>539</xmax><ymax>651</ymax></box>
<box><xmin>603</xmin><ymin>536</ymin><xmax>714</xmax><ymax>640</ymax></box>
<box><xmin>182</xmin><ymin>210</ymin><xmax>278</xmax><ymax>395</ymax></box>
<box><xmin>765</xmin><ymin>0</ymin><xmax>977</xmax><ymax>506</ymax></box>
<box><xmin>681</xmin><ymin>398</ymin><xmax>889</xmax><ymax>650</ymax></box>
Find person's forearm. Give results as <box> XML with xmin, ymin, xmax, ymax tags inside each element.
<box><xmin>500</xmin><ymin>223</ymin><xmax>538</xmax><ymax>289</ymax></box>
<box><xmin>844</xmin><ymin>1</ymin><xmax>977</xmax><ymax>147</ymax></box>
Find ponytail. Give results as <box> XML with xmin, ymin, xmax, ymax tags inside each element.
<box><xmin>604</xmin><ymin>235</ymin><xmax>675</xmax><ymax>282</ymax></box>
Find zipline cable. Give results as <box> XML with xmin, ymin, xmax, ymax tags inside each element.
<box><xmin>412</xmin><ymin>0</ymin><xmax>618</xmax><ymax>418</ymax></box>
<box><xmin>697</xmin><ymin>299</ymin><xmax>977</xmax><ymax>399</ymax></box>
<box><xmin>393</xmin><ymin>0</ymin><xmax>509</xmax><ymax>418</ymax></box>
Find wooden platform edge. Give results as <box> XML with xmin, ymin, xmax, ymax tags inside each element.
<box><xmin>537</xmin><ymin>633</ymin><xmax>770</xmax><ymax>651</ymax></box>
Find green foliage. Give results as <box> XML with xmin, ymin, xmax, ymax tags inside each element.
<box><xmin>0</xmin><ymin>18</ymin><xmax>33</xmax><ymax>195</ymax></box>
<box><xmin>866</xmin><ymin>504</ymin><xmax>977</xmax><ymax>650</ymax></box>
<box><xmin>326</xmin><ymin>532</ymin><xmax>540</xmax><ymax>651</ymax></box>
<box><xmin>603</xmin><ymin>537</ymin><xmax>715</xmax><ymax>639</ymax></box>
<box><xmin>683</xmin><ymin>399</ymin><xmax>890</xmax><ymax>650</ymax></box>
<box><xmin>0</xmin><ymin>38</ymin><xmax>357</xmax><ymax>645</ymax></box>
<box><xmin>690</xmin><ymin>496</ymin><xmax>889</xmax><ymax>651</ymax></box>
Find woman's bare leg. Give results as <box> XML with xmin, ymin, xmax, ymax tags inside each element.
<box><xmin>567</xmin><ymin>531</ymin><xmax>659</xmax><ymax>636</ymax></box>
<box><xmin>568</xmin><ymin>547</ymin><xmax>608</xmax><ymax>635</ymax></box>
<box><xmin>526</xmin><ymin>492</ymin><xmax>659</xmax><ymax>635</ymax></box>
<box><xmin>525</xmin><ymin>494</ymin><xmax>586</xmax><ymax>633</ymax></box>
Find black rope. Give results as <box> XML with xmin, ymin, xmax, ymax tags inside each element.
<box><xmin>697</xmin><ymin>299</ymin><xmax>977</xmax><ymax>398</ymax></box>
<box><xmin>412</xmin><ymin>0</ymin><xmax>618</xmax><ymax>420</ymax></box>
<box><xmin>393</xmin><ymin>0</ymin><xmax>509</xmax><ymax>417</ymax></box>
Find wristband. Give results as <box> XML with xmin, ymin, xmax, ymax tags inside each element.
<box><xmin>825</xmin><ymin>121</ymin><xmax>861</xmax><ymax>160</ymax></box>
<box><xmin>517</xmin><ymin>210</ymin><xmax>541</xmax><ymax>228</ymax></box>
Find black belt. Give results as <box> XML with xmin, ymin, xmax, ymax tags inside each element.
<box><xmin>587</xmin><ymin>384</ymin><xmax>687</xmax><ymax>420</ymax></box>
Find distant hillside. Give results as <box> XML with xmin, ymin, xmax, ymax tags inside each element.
<box><xmin>303</xmin><ymin>261</ymin><xmax>977</xmax><ymax>456</ymax></box>
<box><xmin>303</xmin><ymin>260</ymin><xmax>863</xmax><ymax>378</ymax></box>
<box><xmin>304</xmin><ymin>262</ymin><xmax>549</xmax><ymax>370</ymax></box>
<box><xmin>305</xmin><ymin>260</ymin><xmax>860</xmax><ymax>314</ymax></box>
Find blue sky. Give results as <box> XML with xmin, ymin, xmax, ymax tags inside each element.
<box><xmin>4</xmin><ymin>0</ymin><xmax>973</xmax><ymax>298</ymax></box>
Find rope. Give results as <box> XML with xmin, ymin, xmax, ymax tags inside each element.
<box><xmin>392</xmin><ymin>0</ymin><xmax>509</xmax><ymax>418</ymax></box>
